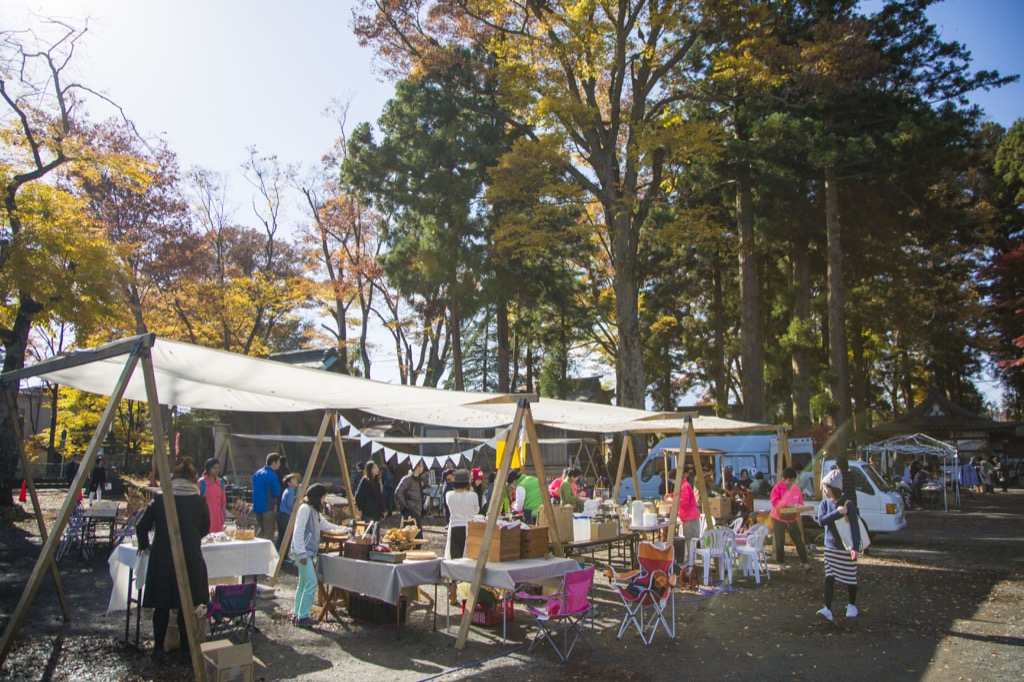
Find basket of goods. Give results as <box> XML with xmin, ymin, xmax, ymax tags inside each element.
<box><xmin>380</xmin><ymin>526</ymin><xmax>416</xmax><ymax>552</ymax></box>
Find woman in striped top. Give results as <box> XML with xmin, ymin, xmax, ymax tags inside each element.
<box><xmin>815</xmin><ymin>469</ymin><xmax>862</xmax><ymax>622</ymax></box>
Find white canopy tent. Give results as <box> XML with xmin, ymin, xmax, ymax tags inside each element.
<box><xmin>32</xmin><ymin>336</ymin><xmax>768</xmax><ymax>436</ymax></box>
<box><xmin>859</xmin><ymin>433</ymin><xmax>960</xmax><ymax>510</ymax></box>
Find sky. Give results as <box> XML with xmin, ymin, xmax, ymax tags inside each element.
<box><xmin>3</xmin><ymin>0</ymin><xmax>1021</xmax><ymax>402</ymax></box>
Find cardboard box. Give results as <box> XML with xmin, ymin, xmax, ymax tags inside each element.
<box><xmin>201</xmin><ymin>640</ymin><xmax>254</xmax><ymax>682</ymax></box>
<box><xmin>590</xmin><ymin>520</ymin><xmax>619</xmax><ymax>541</ymax></box>
<box><xmin>707</xmin><ymin>496</ymin><xmax>731</xmax><ymax>517</ymax></box>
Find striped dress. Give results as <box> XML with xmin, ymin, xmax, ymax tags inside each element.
<box><xmin>818</xmin><ymin>496</ymin><xmax>859</xmax><ymax>586</ymax></box>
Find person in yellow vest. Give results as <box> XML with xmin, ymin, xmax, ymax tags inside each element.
<box><xmin>507</xmin><ymin>469</ymin><xmax>542</xmax><ymax>524</ymax></box>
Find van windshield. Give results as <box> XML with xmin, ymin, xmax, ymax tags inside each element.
<box><xmin>862</xmin><ymin>464</ymin><xmax>892</xmax><ymax>492</ymax></box>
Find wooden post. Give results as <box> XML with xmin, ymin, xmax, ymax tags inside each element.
<box><xmin>611</xmin><ymin>436</ymin><xmax>629</xmax><ymax>502</ymax></box>
<box><xmin>777</xmin><ymin>427</ymin><xmax>791</xmax><ymax>482</ymax></box>
<box><xmin>454</xmin><ymin>400</ymin><xmax>528</xmax><ymax>650</ymax></box>
<box><xmin>0</xmin><ymin>346</ymin><xmax>142</xmax><ymax>665</ymax></box>
<box><xmin>686</xmin><ymin>420</ymin><xmax>715</xmax><ymax>530</ymax></box>
<box><xmin>627</xmin><ymin>434</ymin><xmax>641</xmax><ymax>500</ymax></box>
<box><xmin>523</xmin><ymin>410</ymin><xmax>563</xmax><ymax>558</ymax></box>
<box><xmin>666</xmin><ymin>420</ymin><xmax>693</xmax><ymax>541</ymax></box>
<box><xmin>330</xmin><ymin>413</ymin><xmax>358</xmax><ymax>523</ymax></box>
<box><xmin>270</xmin><ymin>410</ymin><xmax>332</xmax><ymax>586</ymax></box>
<box><xmin>2</xmin><ymin>387</ymin><xmax>71</xmax><ymax>622</ymax></box>
<box><xmin>141</xmin><ymin>351</ymin><xmax>206</xmax><ymax>682</ymax></box>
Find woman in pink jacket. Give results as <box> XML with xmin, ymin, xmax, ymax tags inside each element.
<box><xmin>199</xmin><ymin>458</ymin><xmax>227</xmax><ymax>533</ymax></box>
<box><xmin>671</xmin><ymin>468</ymin><xmax>701</xmax><ymax>565</ymax></box>
<box><xmin>770</xmin><ymin>467</ymin><xmax>811</xmax><ymax>571</ymax></box>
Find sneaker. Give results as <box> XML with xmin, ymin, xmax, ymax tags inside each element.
<box><xmin>777</xmin><ymin>563</ymin><xmax>788</xmax><ymax>570</ymax></box>
<box><xmin>846</xmin><ymin>604</ymin><xmax>859</xmax><ymax>618</ymax></box>
<box><xmin>295</xmin><ymin>616</ymin><xmax>317</xmax><ymax>628</ymax></box>
<box><xmin>802</xmin><ymin>562</ymin><xmax>813</xmax><ymax>572</ymax></box>
<box><xmin>816</xmin><ymin>607</ymin><xmax>833</xmax><ymax>622</ymax></box>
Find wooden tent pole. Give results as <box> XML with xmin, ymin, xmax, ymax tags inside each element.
<box><xmin>0</xmin><ymin>344</ymin><xmax>142</xmax><ymax>665</ymax></box>
<box><xmin>141</xmin><ymin>351</ymin><xmax>206</xmax><ymax>682</ymax></box>
<box><xmin>687</xmin><ymin>420</ymin><xmax>714</xmax><ymax>530</ymax></box>
<box><xmin>2</xmin><ymin>387</ymin><xmax>71</xmax><ymax>621</ymax></box>
<box><xmin>270</xmin><ymin>410</ymin><xmax>332</xmax><ymax>586</ymax></box>
<box><xmin>666</xmin><ymin>420</ymin><xmax>693</xmax><ymax>542</ymax></box>
<box><xmin>523</xmin><ymin>410</ymin><xmax>563</xmax><ymax>558</ymax></box>
<box><xmin>611</xmin><ymin>436</ymin><xmax>629</xmax><ymax>502</ymax></box>
<box><xmin>627</xmin><ymin>434</ymin><xmax>641</xmax><ymax>500</ymax></box>
<box><xmin>777</xmin><ymin>427</ymin><xmax>791</xmax><ymax>482</ymax></box>
<box><xmin>330</xmin><ymin>413</ymin><xmax>359</xmax><ymax>523</ymax></box>
<box><xmin>455</xmin><ymin>401</ymin><xmax>528</xmax><ymax>650</ymax></box>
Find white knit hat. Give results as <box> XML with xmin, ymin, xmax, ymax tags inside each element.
<box><xmin>821</xmin><ymin>469</ymin><xmax>843</xmax><ymax>490</ymax></box>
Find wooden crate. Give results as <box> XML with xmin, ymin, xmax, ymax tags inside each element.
<box><xmin>466</xmin><ymin>521</ymin><xmax>521</xmax><ymax>562</ymax></box>
<box><xmin>520</xmin><ymin>526</ymin><xmax>549</xmax><ymax>559</ymax></box>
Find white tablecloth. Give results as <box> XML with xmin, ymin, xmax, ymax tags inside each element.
<box><xmin>106</xmin><ymin>539</ymin><xmax>279</xmax><ymax>612</ymax></box>
<box><xmin>440</xmin><ymin>557</ymin><xmax>579</xmax><ymax>591</ymax></box>
<box><xmin>317</xmin><ymin>555</ymin><xmax>444</xmax><ymax>605</ymax></box>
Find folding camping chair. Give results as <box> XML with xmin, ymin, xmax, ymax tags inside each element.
<box><xmin>110</xmin><ymin>508</ymin><xmax>145</xmax><ymax>551</ymax></box>
<box><xmin>206</xmin><ymin>582</ymin><xmax>259</xmax><ymax>642</ymax></box>
<box><xmin>606</xmin><ymin>542</ymin><xmax>676</xmax><ymax>645</ymax></box>
<box><xmin>55</xmin><ymin>502</ymin><xmax>93</xmax><ymax>562</ymax></box>
<box><xmin>515</xmin><ymin>567</ymin><xmax>596</xmax><ymax>662</ymax></box>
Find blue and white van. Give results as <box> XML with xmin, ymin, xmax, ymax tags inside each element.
<box><xmin>616</xmin><ymin>435</ymin><xmax>816</xmax><ymax>501</ymax></box>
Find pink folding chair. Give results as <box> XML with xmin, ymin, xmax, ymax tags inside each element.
<box><xmin>515</xmin><ymin>567</ymin><xmax>596</xmax><ymax>661</ymax></box>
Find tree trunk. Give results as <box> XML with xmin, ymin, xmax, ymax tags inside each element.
<box><xmin>450</xmin><ymin>284</ymin><xmax>465</xmax><ymax>391</ymax></box>
<box><xmin>824</xmin><ymin>163</ymin><xmax>852</xmax><ymax>452</ymax></box>
<box><xmin>609</xmin><ymin>212</ymin><xmax>645</xmax><ymax>409</ymax></box>
<box><xmin>849</xmin><ymin>314</ymin><xmax>869</xmax><ymax>444</ymax></box>
<box><xmin>711</xmin><ymin>257</ymin><xmax>729</xmax><ymax>416</ymax></box>
<box><xmin>496</xmin><ymin>297</ymin><xmax>510</xmax><ymax>393</ymax></box>
<box><xmin>0</xmin><ymin>295</ymin><xmax>43</xmax><ymax>506</ymax></box>
<box><xmin>736</xmin><ymin>161</ymin><xmax>765</xmax><ymax>422</ymax></box>
<box><xmin>791</xmin><ymin>236</ymin><xmax>812</xmax><ymax>430</ymax></box>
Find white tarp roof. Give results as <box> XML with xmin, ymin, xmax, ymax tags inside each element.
<box><xmin>26</xmin><ymin>336</ymin><xmax>770</xmax><ymax>435</ymax></box>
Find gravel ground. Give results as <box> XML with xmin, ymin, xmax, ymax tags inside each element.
<box><xmin>2</xmin><ymin>487</ymin><xmax>1022</xmax><ymax>681</ymax></box>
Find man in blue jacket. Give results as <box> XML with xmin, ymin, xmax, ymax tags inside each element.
<box><xmin>252</xmin><ymin>453</ymin><xmax>282</xmax><ymax>542</ymax></box>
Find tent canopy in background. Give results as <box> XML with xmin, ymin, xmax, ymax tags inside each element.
<box><xmin>27</xmin><ymin>336</ymin><xmax>770</xmax><ymax>436</ymax></box>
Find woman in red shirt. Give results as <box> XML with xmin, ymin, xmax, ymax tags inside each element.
<box><xmin>770</xmin><ymin>467</ymin><xmax>811</xmax><ymax>571</ymax></box>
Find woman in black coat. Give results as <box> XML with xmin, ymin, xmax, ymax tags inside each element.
<box><xmin>136</xmin><ymin>457</ymin><xmax>210</xmax><ymax>662</ymax></box>
<box><xmin>354</xmin><ymin>461</ymin><xmax>384</xmax><ymax>523</ymax></box>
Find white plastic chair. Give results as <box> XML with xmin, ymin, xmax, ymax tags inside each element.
<box><xmin>733</xmin><ymin>523</ymin><xmax>771</xmax><ymax>584</ymax></box>
<box><xmin>694</xmin><ymin>528</ymin><xmax>735</xmax><ymax>586</ymax></box>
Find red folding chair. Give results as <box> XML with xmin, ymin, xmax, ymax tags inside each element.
<box><xmin>606</xmin><ymin>541</ymin><xmax>676</xmax><ymax>645</ymax></box>
<box><xmin>515</xmin><ymin>567</ymin><xmax>596</xmax><ymax>661</ymax></box>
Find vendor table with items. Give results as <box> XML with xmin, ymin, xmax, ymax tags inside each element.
<box><xmin>107</xmin><ymin>537</ymin><xmax>279</xmax><ymax>645</ymax></box>
<box><xmin>440</xmin><ymin>556</ymin><xmax>580</xmax><ymax>642</ymax></box>
<box><xmin>315</xmin><ymin>554</ymin><xmax>443</xmax><ymax>636</ymax></box>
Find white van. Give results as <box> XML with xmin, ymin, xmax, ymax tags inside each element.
<box><xmin>616</xmin><ymin>435</ymin><xmax>816</xmax><ymax>501</ymax></box>
<box><xmin>813</xmin><ymin>459</ymin><xmax>907</xmax><ymax>535</ymax></box>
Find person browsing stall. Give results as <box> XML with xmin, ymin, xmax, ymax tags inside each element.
<box><xmin>136</xmin><ymin>457</ymin><xmax>210</xmax><ymax>663</ymax></box>
<box><xmin>395</xmin><ymin>461</ymin><xmax>427</xmax><ymax>538</ymax></box>
<box><xmin>199</xmin><ymin>458</ymin><xmax>227</xmax><ymax>533</ymax></box>
<box><xmin>507</xmin><ymin>469</ymin><xmax>542</xmax><ymax>524</ymax></box>
<box><xmin>816</xmin><ymin>469</ymin><xmax>862</xmax><ymax>622</ymax></box>
<box><xmin>770</xmin><ymin>466</ymin><xmax>812</xmax><ymax>571</ymax></box>
<box><xmin>291</xmin><ymin>483</ymin><xmax>345</xmax><ymax>628</ymax></box>
<box><xmin>445</xmin><ymin>469</ymin><xmax>480</xmax><ymax>560</ymax></box>
<box><xmin>251</xmin><ymin>453</ymin><xmax>282</xmax><ymax>543</ymax></box>
<box><xmin>558</xmin><ymin>467</ymin><xmax>585</xmax><ymax>510</ymax></box>
<box><xmin>354</xmin><ymin>461</ymin><xmax>385</xmax><ymax>523</ymax></box>
<box><xmin>277</xmin><ymin>474</ymin><xmax>300</xmax><ymax>556</ymax></box>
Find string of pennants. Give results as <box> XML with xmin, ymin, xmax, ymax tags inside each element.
<box><xmin>335</xmin><ymin>414</ymin><xmax>504</xmax><ymax>469</ymax></box>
